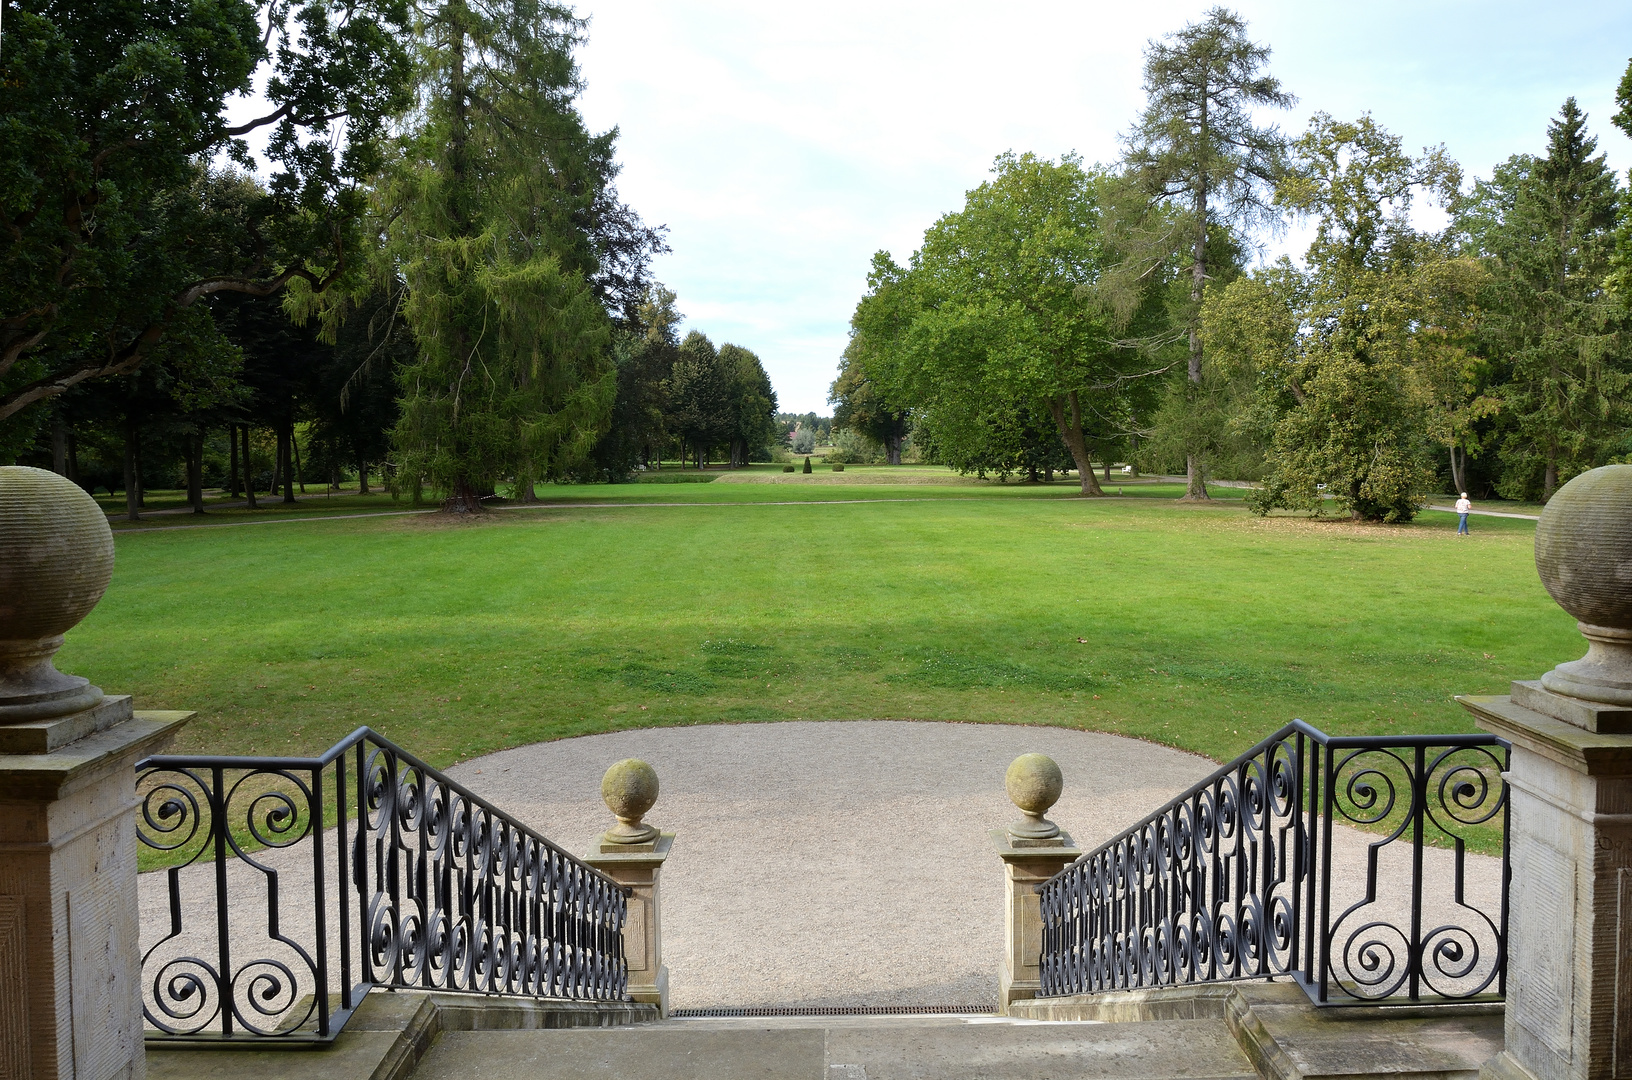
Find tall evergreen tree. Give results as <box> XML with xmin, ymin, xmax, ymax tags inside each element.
<box><xmin>719</xmin><ymin>344</ymin><xmax>777</xmax><ymax>467</ymax></box>
<box><xmin>1459</xmin><ymin>99</ymin><xmax>1627</xmax><ymax>499</ymax></box>
<box><xmin>664</xmin><ymin>331</ymin><xmax>731</xmax><ymax>468</ymax></box>
<box><xmin>1122</xmin><ymin>6</ymin><xmax>1294</xmax><ymax>499</ymax></box>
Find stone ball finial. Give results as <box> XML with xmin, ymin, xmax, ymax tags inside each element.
<box><xmin>1535</xmin><ymin>464</ymin><xmax>1632</xmax><ymax>706</ymax></box>
<box><xmin>600</xmin><ymin>758</ymin><xmax>660</xmax><ymax>845</ymax></box>
<box><xmin>0</xmin><ymin>467</ymin><xmax>115</xmax><ymax>722</ymax></box>
<box><xmin>1005</xmin><ymin>752</ymin><xmax>1063</xmax><ymax>840</ymax></box>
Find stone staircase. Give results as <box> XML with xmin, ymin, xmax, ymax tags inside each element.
<box><xmin>145</xmin><ymin>983</ymin><xmax>1504</xmax><ymax>1080</ymax></box>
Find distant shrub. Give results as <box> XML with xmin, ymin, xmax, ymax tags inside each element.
<box><xmin>782</xmin><ymin>465</ymin><xmax>796</xmax><ymax>473</ymax></box>
<box><xmin>829</xmin><ymin>427</ymin><xmax>884</xmax><ymax>465</ymax></box>
<box><xmin>831</xmin><ymin>463</ymin><xmax>844</xmax><ymax>472</ymax></box>
<box><xmin>635</xmin><ymin>473</ymin><xmax>718</xmax><ymax>484</ymax></box>
<box><xmin>802</xmin><ymin>457</ymin><xmax>812</xmax><ymax>474</ymax></box>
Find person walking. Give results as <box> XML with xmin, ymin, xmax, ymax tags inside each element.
<box><xmin>1455</xmin><ymin>492</ymin><xmax>1471</xmax><ymax>535</ymax></box>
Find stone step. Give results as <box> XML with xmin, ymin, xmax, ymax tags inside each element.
<box><xmin>408</xmin><ymin>1016</ymin><xmax>1257</xmax><ymax>1080</ymax></box>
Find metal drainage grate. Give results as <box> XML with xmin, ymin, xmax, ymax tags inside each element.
<box><xmin>670</xmin><ymin>1005</ymin><xmax>997</xmax><ymax>1018</ymax></box>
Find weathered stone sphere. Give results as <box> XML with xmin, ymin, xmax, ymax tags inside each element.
<box><xmin>1005</xmin><ymin>753</ymin><xmax>1064</xmax><ymax>815</ymax></box>
<box><xmin>0</xmin><ymin>467</ymin><xmax>114</xmax><ymax>642</ymax></box>
<box><xmin>601</xmin><ymin>758</ymin><xmax>659</xmax><ymax>822</ymax></box>
<box><xmin>1535</xmin><ymin>464</ymin><xmax>1632</xmax><ymax>631</ymax></box>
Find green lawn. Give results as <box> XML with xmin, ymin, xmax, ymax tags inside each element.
<box><xmin>59</xmin><ymin>478</ymin><xmax>1571</xmax><ymax>776</ymax></box>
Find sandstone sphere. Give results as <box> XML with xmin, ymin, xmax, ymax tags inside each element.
<box><xmin>1535</xmin><ymin>464</ymin><xmax>1632</xmax><ymax>630</ymax></box>
<box><xmin>1005</xmin><ymin>753</ymin><xmax>1064</xmax><ymax>815</ymax></box>
<box><xmin>0</xmin><ymin>467</ymin><xmax>114</xmax><ymax>642</ymax></box>
<box><xmin>601</xmin><ymin>758</ymin><xmax>659</xmax><ymax>821</ymax></box>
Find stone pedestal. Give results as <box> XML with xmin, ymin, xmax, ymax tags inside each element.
<box><xmin>583</xmin><ymin>833</ymin><xmax>673</xmax><ymax>1017</ymax></box>
<box><xmin>0</xmin><ymin>696</ymin><xmax>191</xmax><ymax>1080</ymax></box>
<box><xmin>1460</xmin><ymin>684</ymin><xmax>1632</xmax><ymax>1080</ymax></box>
<box><xmin>989</xmin><ymin>830</ymin><xmax>1080</xmax><ymax>1013</ymax></box>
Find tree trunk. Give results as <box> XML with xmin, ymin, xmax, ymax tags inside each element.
<box><xmin>1103</xmin><ymin>461</ymin><xmax>1112</xmax><ymax>482</ymax></box>
<box><xmin>123</xmin><ymin>415</ymin><xmax>140</xmax><ymax>521</ymax></box>
<box><xmin>1183</xmin><ymin>151</ymin><xmax>1211</xmax><ymax>501</ymax></box>
<box><xmin>357</xmin><ymin>453</ymin><xmax>370</xmax><ymax>495</ymax></box>
<box><xmin>443</xmin><ymin>475</ymin><xmax>484</xmax><ymax>514</ymax></box>
<box><xmin>1544</xmin><ymin>443</ymin><xmax>1558</xmax><ymax>501</ymax></box>
<box><xmin>280</xmin><ymin>418</ymin><xmax>297</xmax><ymax>504</ymax></box>
<box><xmin>51</xmin><ymin>416</ymin><xmax>68</xmax><ymax>476</ymax></box>
<box><xmin>516</xmin><ymin>473</ymin><xmax>537</xmax><ymax>503</ymax></box>
<box><xmin>187</xmin><ymin>429</ymin><xmax>205</xmax><ymax>514</ymax></box>
<box><xmin>228</xmin><ymin>423</ymin><xmax>240</xmax><ymax>498</ymax></box>
<box><xmin>243</xmin><ymin>424</ymin><xmax>258</xmax><ymax>510</ymax></box>
<box><xmin>66</xmin><ymin>429</ymin><xmax>79</xmax><ymax>485</ymax></box>
<box><xmin>1449</xmin><ymin>444</ymin><xmax>1465</xmax><ymax>496</ymax></box>
<box><xmin>886</xmin><ymin>433</ymin><xmax>902</xmax><ymax>466</ymax></box>
<box><xmin>292</xmin><ymin>426</ymin><xmax>306</xmax><ymax>494</ymax></box>
<box><xmin>1048</xmin><ymin>393</ymin><xmax>1105</xmax><ymax>496</ymax></box>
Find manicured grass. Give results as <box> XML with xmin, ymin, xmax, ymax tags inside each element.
<box><xmin>61</xmin><ymin>483</ymin><xmax>1569</xmax><ymax>782</ymax></box>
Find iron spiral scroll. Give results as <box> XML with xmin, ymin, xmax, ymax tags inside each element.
<box><xmin>136</xmin><ymin>728</ymin><xmax>630</xmax><ymax>1043</ymax></box>
<box><xmin>1036</xmin><ymin>721</ymin><xmax>1509</xmax><ymax>1007</ymax></box>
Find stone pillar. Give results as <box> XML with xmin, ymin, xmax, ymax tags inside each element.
<box><xmin>1456</xmin><ymin>464</ymin><xmax>1632</xmax><ymax>1080</ymax></box>
<box><xmin>0</xmin><ymin>467</ymin><xmax>191</xmax><ymax>1080</ymax></box>
<box><xmin>582</xmin><ymin>759</ymin><xmax>672</xmax><ymax>1017</ymax></box>
<box><xmin>990</xmin><ymin>753</ymin><xmax>1080</xmax><ymax>1013</ymax></box>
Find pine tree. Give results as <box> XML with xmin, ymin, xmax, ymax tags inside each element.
<box><xmin>1461</xmin><ymin>99</ymin><xmax>1627</xmax><ymax>499</ymax></box>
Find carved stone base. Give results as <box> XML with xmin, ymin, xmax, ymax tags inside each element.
<box><xmin>0</xmin><ymin>704</ymin><xmax>191</xmax><ymax>1080</ymax></box>
<box><xmin>989</xmin><ymin>830</ymin><xmax>1079</xmax><ymax>1013</ymax></box>
<box><xmin>1459</xmin><ymin>689</ymin><xmax>1632</xmax><ymax>1080</ymax></box>
<box><xmin>584</xmin><ymin>833</ymin><xmax>673</xmax><ymax>1017</ymax></box>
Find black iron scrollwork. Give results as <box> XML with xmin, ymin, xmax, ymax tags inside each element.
<box><xmin>1037</xmin><ymin>722</ymin><xmax>1508</xmax><ymax>1007</ymax></box>
<box><xmin>136</xmin><ymin>729</ymin><xmax>629</xmax><ymax>1042</ymax></box>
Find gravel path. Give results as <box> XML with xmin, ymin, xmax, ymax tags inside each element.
<box><xmin>444</xmin><ymin>721</ymin><xmax>1220</xmax><ymax>1009</ymax></box>
<box><xmin>138</xmin><ymin>721</ymin><xmax>1505</xmax><ymax>1021</ymax></box>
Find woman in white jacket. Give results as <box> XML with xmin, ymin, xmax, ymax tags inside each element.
<box><xmin>1455</xmin><ymin>493</ymin><xmax>1471</xmax><ymax>535</ymax></box>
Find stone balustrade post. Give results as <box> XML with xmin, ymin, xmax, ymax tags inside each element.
<box><xmin>582</xmin><ymin>758</ymin><xmax>672</xmax><ymax>1017</ymax></box>
<box><xmin>990</xmin><ymin>753</ymin><xmax>1079</xmax><ymax>1013</ymax></box>
<box><xmin>0</xmin><ymin>467</ymin><xmax>191</xmax><ymax>1080</ymax></box>
<box><xmin>1456</xmin><ymin>465</ymin><xmax>1632</xmax><ymax>1080</ymax></box>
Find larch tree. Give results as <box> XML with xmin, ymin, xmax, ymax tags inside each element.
<box><xmin>1122</xmin><ymin>5</ymin><xmax>1294</xmax><ymax>499</ymax></box>
<box><xmin>381</xmin><ymin>0</ymin><xmax>621</xmax><ymax>511</ymax></box>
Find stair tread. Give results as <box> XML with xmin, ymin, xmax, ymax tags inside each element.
<box><xmin>410</xmin><ymin>1018</ymin><xmax>1255</xmax><ymax>1080</ymax></box>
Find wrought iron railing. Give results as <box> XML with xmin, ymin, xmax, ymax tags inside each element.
<box><xmin>136</xmin><ymin>727</ymin><xmax>628</xmax><ymax>1043</ymax></box>
<box><xmin>1036</xmin><ymin>721</ymin><xmax>1508</xmax><ymax>1006</ymax></box>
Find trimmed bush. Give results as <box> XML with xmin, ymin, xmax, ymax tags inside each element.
<box><xmin>832</xmin><ymin>463</ymin><xmax>845</xmax><ymax>472</ymax></box>
<box><xmin>782</xmin><ymin>465</ymin><xmax>796</xmax><ymax>473</ymax></box>
<box><xmin>802</xmin><ymin>457</ymin><xmax>812</xmax><ymax>474</ymax></box>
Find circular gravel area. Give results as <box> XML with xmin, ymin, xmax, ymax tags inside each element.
<box><xmin>444</xmin><ymin>720</ymin><xmax>1220</xmax><ymax>1009</ymax></box>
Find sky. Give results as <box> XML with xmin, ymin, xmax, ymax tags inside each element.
<box><xmin>570</xmin><ymin>1</ymin><xmax>1632</xmax><ymax>413</ymax></box>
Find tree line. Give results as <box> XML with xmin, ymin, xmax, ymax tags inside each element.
<box><xmin>829</xmin><ymin>9</ymin><xmax>1632</xmax><ymax>517</ymax></box>
<box><xmin>1</xmin><ymin>0</ymin><xmax>779</xmax><ymax>516</ymax></box>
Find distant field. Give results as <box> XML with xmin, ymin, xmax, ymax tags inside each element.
<box><xmin>60</xmin><ymin>473</ymin><xmax>1570</xmax><ymax>776</ymax></box>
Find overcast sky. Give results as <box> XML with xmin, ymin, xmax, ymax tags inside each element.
<box><xmin>572</xmin><ymin>1</ymin><xmax>1632</xmax><ymax>413</ymax></box>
